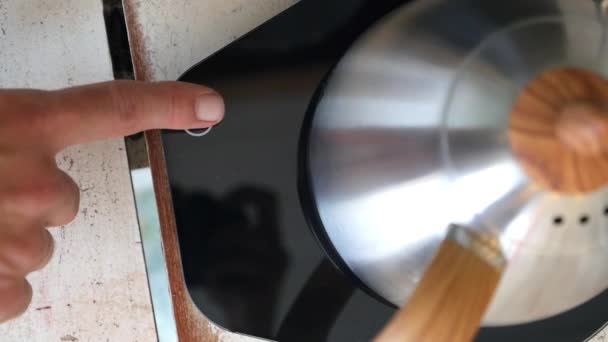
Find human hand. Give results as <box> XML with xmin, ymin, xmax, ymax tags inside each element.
<box><xmin>0</xmin><ymin>80</ymin><xmax>224</xmax><ymax>323</ymax></box>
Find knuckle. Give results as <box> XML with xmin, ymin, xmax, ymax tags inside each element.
<box><xmin>107</xmin><ymin>81</ymin><xmax>144</xmax><ymax>132</ymax></box>
<box><xmin>0</xmin><ymin>90</ymin><xmax>51</xmax><ymax>143</ymax></box>
<box><xmin>166</xmin><ymin>86</ymin><xmax>181</xmax><ymax>127</ymax></box>
<box><xmin>155</xmin><ymin>82</ymin><xmax>187</xmax><ymax>128</ymax></box>
<box><xmin>11</xmin><ymin>176</ymin><xmax>64</xmax><ymax>216</ymax></box>
<box><xmin>61</xmin><ymin>191</ymin><xmax>79</xmax><ymax>225</ymax></box>
<box><xmin>28</xmin><ymin>112</ymin><xmax>55</xmax><ymax>138</ymax></box>
<box><xmin>0</xmin><ymin>229</ymin><xmax>53</xmax><ymax>274</ymax></box>
<box><xmin>48</xmin><ymin>174</ymin><xmax>80</xmax><ymax>226</ymax></box>
<box><xmin>0</xmin><ymin>161</ymin><xmax>80</xmax><ymax>226</ymax></box>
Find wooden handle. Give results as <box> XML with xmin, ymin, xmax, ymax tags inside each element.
<box><xmin>509</xmin><ymin>67</ymin><xmax>608</xmax><ymax>194</ymax></box>
<box><xmin>374</xmin><ymin>227</ymin><xmax>505</xmax><ymax>342</ymax></box>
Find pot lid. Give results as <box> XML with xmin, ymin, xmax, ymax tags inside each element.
<box><xmin>300</xmin><ymin>0</ymin><xmax>608</xmax><ymax>325</ymax></box>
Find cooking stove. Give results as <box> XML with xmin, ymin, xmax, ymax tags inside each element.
<box><xmin>160</xmin><ymin>0</ymin><xmax>608</xmax><ymax>340</ymax></box>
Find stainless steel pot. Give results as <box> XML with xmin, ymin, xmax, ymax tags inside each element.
<box><xmin>300</xmin><ymin>0</ymin><xmax>608</xmax><ymax>325</ymax></box>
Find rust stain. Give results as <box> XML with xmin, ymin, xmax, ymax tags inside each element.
<box><xmin>145</xmin><ymin>130</ymin><xmax>222</xmax><ymax>341</ymax></box>
<box><xmin>143</xmin><ymin>134</ymin><xmax>195</xmax><ymax>341</ymax></box>
<box><xmin>123</xmin><ymin>1</ymin><xmax>224</xmax><ymax>340</ymax></box>
<box><xmin>122</xmin><ymin>0</ymin><xmax>154</xmax><ymax>81</ymax></box>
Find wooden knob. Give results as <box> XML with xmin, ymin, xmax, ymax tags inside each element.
<box><xmin>555</xmin><ymin>103</ymin><xmax>608</xmax><ymax>157</ymax></box>
<box><xmin>509</xmin><ymin>67</ymin><xmax>608</xmax><ymax>194</ymax></box>
<box><xmin>374</xmin><ymin>227</ymin><xmax>505</xmax><ymax>342</ymax></box>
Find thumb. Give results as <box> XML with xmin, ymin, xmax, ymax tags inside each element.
<box><xmin>39</xmin><ymin>80</ymin><xmax>224</xmax><ymax>149</ymax></box>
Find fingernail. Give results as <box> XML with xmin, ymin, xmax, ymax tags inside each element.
<box><xmin>195</xmin><ymin>93</ymin><xmax>224</xmax><ymax>122</ymax></box>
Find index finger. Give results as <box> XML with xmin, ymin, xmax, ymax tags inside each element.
<box><xmin>38</xmin><ymin>80</ymin><xmax>224</xmax><ymax>149</ymax></box>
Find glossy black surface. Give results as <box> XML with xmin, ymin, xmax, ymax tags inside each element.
<box><xmin>161</xmin><ymin>0</ymin><xmax>608</xmax><ymax>340</ymax></box>
<box><xmin>165</xmin><ymin>1</ymin><xmax>402</xmax><ymax>340</ymax></box>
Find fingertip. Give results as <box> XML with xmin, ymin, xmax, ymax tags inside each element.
<box><xmin>156</xmin><ymin>81</ymin><xmax>224</xmax><ymax>128</ymax></box>
<box><xmin>0</xmin><ymin>277</ymin><xmax>32</xmax><ymax>323</ymax></box>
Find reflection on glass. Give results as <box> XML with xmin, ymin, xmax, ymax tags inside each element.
<box><xmin>132</xmin><ymin>167</ymin><xmax>178</xmax><ymax>342</ymax></box>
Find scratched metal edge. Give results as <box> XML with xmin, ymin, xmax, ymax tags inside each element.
<box><xmin>143</xmin><ymin>130</ymin><xmax>218</xmax><ymax>342</ymax></box>
<box><xmin>101</xmin><ymin>2</ymin><xmax>165</xmax><ymax>342</ymax></box>
<box><xmin>121</xmin><ymin>0</ymin><xmax>153</xmax><ymax>82</ymax></box>
<box><xmin>121</xmin><ymin>1</ymin><xmax>220</xmax><ymax>341</ymax></box>
<box><xmin>586</xmin><ymin>320</ymin><xmax>608</xmax><ymax>342</ymax></box>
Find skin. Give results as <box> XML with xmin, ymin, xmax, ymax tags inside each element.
<box><xmin>0</xmin><ymin>80</ymin><xmax>224</xmax><ymax>323</ymax></box>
